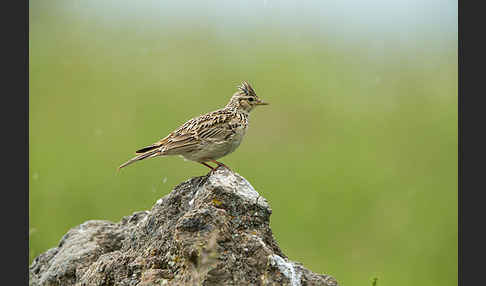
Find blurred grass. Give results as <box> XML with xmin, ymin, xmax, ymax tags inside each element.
<box><xmin>29</xmin><ymin>3</ymin><xmax>457</xmax><ymax>286</ymax></box>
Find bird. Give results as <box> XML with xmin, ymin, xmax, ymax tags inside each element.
<box><xmin>118</xmin><ymin>81</ymin><xmax>269</xmax><ymax>172</ymax></box>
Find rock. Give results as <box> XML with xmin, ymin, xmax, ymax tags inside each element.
<box><xmin>29</xmin><ymin>167</ymin><xmax>338</xmax><ymax>286</ymax></box>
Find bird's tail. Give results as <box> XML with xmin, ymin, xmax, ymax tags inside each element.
<box><xmin>118</xmin><ymin>148</ymin><xmax>160</xmax><ymax>171</ymax></box>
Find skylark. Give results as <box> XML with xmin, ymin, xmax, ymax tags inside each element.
<box><xmin>118</xmin><ymin>81</ymin><xmax>268</xmax><ymax>171</ymax></box>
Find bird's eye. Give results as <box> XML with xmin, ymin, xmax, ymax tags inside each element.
<box><xmin>248</xmin><ymin>98</ymin><xmax>255</xmax><ymax>102</ymax></box>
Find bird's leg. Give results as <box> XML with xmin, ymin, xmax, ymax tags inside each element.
<box><xmin>200</xmin><ymin>161</ymin><xmax>219</xmax><ymax>176</ymax></box>
<box><xmin>209</xmin><ymin>159</ymin><xmax>231</xmax><ymax>171</ymax></box>
<box><xmin>200</xmin><ymin>162</ymin><xmax>215</xmax><ymax>170</ymax></box>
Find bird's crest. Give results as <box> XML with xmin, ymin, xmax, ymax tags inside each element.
<box><xmin>238</xmin><ymin>81</ymin><xmax>257</xmax><ymax>97</ymax></box>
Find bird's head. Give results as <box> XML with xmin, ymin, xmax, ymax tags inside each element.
<box><xmin>226</xmin><ymin>81</ymin><xmax>269</xmax><ymax>113</ymax></box>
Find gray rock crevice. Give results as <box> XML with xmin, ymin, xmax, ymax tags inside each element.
<box><xmin>29</xmin><ymin>168</ymin><xmax>338</xmax><ymax>286</ymax></box>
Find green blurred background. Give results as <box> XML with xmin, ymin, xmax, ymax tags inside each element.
<box><xmin>29</xmin><ymin>1</ymin><xmax>457</xmax><ymax>285</ymax></box>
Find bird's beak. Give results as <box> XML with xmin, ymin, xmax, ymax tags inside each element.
<box><xmin>256</xmin><ymin>100</ymin><xmax>269</xmax><ymax>106</ymax></box>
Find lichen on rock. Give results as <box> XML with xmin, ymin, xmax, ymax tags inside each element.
<box><xmin>29</xmin><ymin>167</ymin><xmax>338</xmax><ymax>286</ymax></box>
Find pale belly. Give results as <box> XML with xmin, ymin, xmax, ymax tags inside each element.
<box><xmin>183</xmin><ymin>127</ymin><xmax>246</xmax><ymax>162</ymax></box>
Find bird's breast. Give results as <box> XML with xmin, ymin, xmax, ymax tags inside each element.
<box><xmin>204</xmin><ymin>125</ymin><xmax>246</xmax><ymax>160</ymax></box>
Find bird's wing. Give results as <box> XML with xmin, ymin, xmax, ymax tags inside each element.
<box><xmin>144</xmin><ymin>109</ymin><xmax>237</xmax><ymax>155</ymax></box>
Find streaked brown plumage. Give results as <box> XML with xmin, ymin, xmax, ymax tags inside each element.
<box><xmin>118</xmin><ymin>81</ymin><xmax>268</xmax><ymax>171</ymax></box>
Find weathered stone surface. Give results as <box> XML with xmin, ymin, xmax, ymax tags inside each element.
<box><xmin>29</xmin><ymin>167</ymin><xmax>338</xmax><ymax>286</ymax></box>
